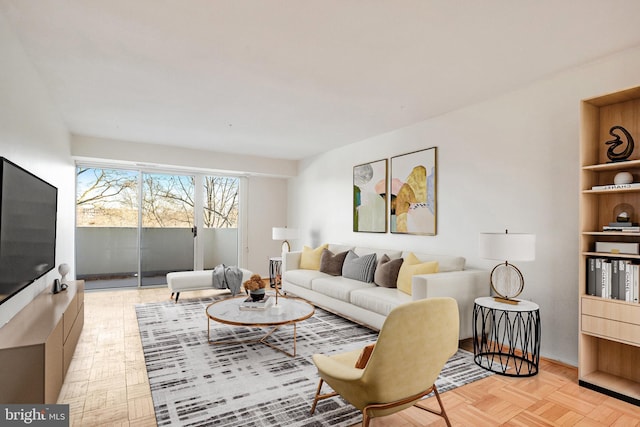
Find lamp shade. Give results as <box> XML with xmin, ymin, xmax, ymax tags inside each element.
<box><xmin>272</xmin><ymin>227</ymin><xmax>298</xmax><ymax>241</ymax></box>
<box><xmin>479</xmin><ymin>232</ymin><xmax>535</xmax><ymax>261</ymax></box>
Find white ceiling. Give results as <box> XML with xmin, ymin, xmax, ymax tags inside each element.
<box><xmin>3</xmin><ymin>1</ymin><xmax>640</xmax><ymax>160</ymax></box>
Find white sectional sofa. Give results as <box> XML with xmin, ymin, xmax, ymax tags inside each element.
<box><xmin>282</xmin><ymin>244</ymin><xmax>489</xmax><ymax>339</ymax></box>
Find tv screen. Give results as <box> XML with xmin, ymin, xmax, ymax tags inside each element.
<box><xmin>0</xmin><ymin>158</ymin><xmax>57</xmax><ymax>305</ymax></box>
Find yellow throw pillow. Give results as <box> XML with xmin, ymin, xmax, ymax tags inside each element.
<box><xmin>300</xmin><ymin>244</ymin><xmax>329</xmax><ymax>270</ymax></box>
<box><xmin>396</xmin><ymin>252</ymin><xmax>438</xmax><ymax>295</ymax></box>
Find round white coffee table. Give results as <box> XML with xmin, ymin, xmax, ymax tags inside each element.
<box><xmin>206</xmin><ymin>295</ymin><xmax>315</xmax><ymax>357</ymax></box>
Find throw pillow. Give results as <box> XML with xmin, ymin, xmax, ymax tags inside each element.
<box><xmin>355</xmin><ymin>344</ymin><xmax>375</xmax><ymax>369</ymax></box>
<box><xmin>319</xmin><ymin>249</ymin><xmax>348</xmax><ymax>276</ymax></box>
<box><xmin>299</xmin><ymin>244</ymin><xmax>328</xmax><ymax>270</ymax></box>
<box><xmin>374</xmin><ymin>254</ymin><xmax>404</xmax><ymax>288</ymax></box>
<box><xmin>342</xmin><ymin>250</ymin><xmax>377</xmax><ymax>282</ymax></box>
<box><xmin>397</xmin><ymin>252</ymin><xmax>439</xmax><ymax>295</ymax></box>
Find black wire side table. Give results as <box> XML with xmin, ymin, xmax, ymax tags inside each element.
<box><xmin>269</xmin><ymin>256</ymin><xmax>282</xmax><ymax>288</ymax></box>
<box><xmin>473</xmin><ymin>296</ymin><xmax>541</xmax><ymax>377</ymax></box>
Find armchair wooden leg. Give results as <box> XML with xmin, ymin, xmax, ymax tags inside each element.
<box><xmin>414</xmin><ymin>385</ymin><xmax>451</xmax><ymax>427</ymax></box>
<box><xmin>310</xmin><ymin>378</ymin><xmax>338</xmax><ymax>414</ymax></box>
<box><xmin>361</xmin><ymin>411</ymin><xmax>370</xmax><ymax>427</ymax></box>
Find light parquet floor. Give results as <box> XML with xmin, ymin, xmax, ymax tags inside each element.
<box><xmin>58</xmin><ymin>287</ymin><xmax>640</xmax><ymax>426</ymax></box>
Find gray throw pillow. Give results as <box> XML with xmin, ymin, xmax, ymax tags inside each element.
<box><xmin>374</xmin><ymin>254</ymin><xmax>404</xmax><ymax>288</ymax></box>
<box><xmin>342</xmin><ymin>250</ymin><xmax>377</xmax><ymax>282</ymax></box>
<box><xmin>319</xmin><ymin>249</ymin><xmax>348</xmax><ymax>276</ymax></box>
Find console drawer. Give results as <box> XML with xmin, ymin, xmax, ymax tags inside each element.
<box><xmin>581</xmin><ymin>299</ymin><xmax>640</xmax><ymax>347</ymax></box>
<box><xmin>581</xmin><ymin>297</ymin><xmax>640</xmax><ymax>325</ymax></box>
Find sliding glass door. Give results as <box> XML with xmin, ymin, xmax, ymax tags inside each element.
<box><xmin>76</xmin><ymin>165</ymin><xmax>240</xmax><ymax>289</ymax></box>
<box><xmin>140</xmin><ymin>173</ymin><xmax>195</xmax><ymax>286</ymax></box>
<box><xmin>202</xmin><ymin>176</ymin><xmax>239</xmax><ymax>269</ymax></box>
<box><xmin>76</xmin><ymin>167</ymin><xmax>139</xmax><ymax>289</ymax></box>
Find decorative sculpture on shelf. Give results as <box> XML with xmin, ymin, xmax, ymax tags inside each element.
<box><xmin>606</xmin><ymin>125</ymin><xmax>634</xmax><ymax>162</ymax></box>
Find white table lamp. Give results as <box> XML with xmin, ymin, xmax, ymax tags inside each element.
<box><xmin>272</xmin><ymin>227</ymin><xmax>298</xmax><ymax>253</ymax></box>
<box><xmin>479</xmin><ymin>230</ymin><xmax>535</xmax><ymax>305</ymax></box>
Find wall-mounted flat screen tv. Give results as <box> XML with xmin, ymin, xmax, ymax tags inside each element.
<box><xmin>0</xmin><ymin>158</ymin><xmax>57</xmax><ymax>306</ymax></box>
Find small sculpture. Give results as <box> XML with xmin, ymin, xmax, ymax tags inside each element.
<box><xmin>614</xmin><ymin>171</ymin><xmax>634</xmax><ymax>185</ymax></box>
<box><xmin>58</xmin><ymin>263</ymin><xmax>70</xmax><ymax>284</ymax></box>
<box><xmin>606</xmin><ymin>126</ymin><xmax>634</xmax><ymax>162</ymax></box>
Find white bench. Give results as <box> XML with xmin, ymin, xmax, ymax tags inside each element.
<box><xmin>167</xmin><ymin>268</ymin><xmax>252</xmax><ymax>302</ymax></box>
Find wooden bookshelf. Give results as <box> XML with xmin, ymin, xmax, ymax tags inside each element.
<box><xmin>579</xmin><ymin>86</ymin><xmax>640</xmax><ymax>406</ymax></box>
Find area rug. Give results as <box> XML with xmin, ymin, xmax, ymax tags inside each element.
<box><xmin>135</xmin><ymin>297</ymin><xmax>493</xmax><ymax>427</ymax></box>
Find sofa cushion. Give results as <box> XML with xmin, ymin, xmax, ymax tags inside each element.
<box><xmin>350</xmin><ymin>287</ymin><xmax>412</xmax><ymax>316</ymax></box>
<box><xmin>374</xmin><ymin>254</ymin><xmax>404</xmax><ymax>288</ymax></box>
<box><xmin>397</xmin><ymin>252</ymin><xmax>439</xmax><ymax>295</ymax></box>
<box><xmin>319</xmin><ymin>249</ymin><xmax>348</xmax><ymax>276</ymax></box>
<box><xmin>311</xmin><ymin>276</ymin><xmax>376</xmax><ymax>302</ymax></box>
<box><xmin>300</xmin><ymin>244</ymin><xmax>329</xmax><ymax>270</ymax></box>
<box><xmin>342</xmin><ymin>250</ymin><xmax>377</xmax><ymax>282</ymax></box>
<box><xmin>401</xmin><ymin>251</ymin><xmax>465</xmax><ymax>272</ymax></box>
<box><xmin>283</xmin><ymin>269</ymin><xmax>329</xmax><ymax>290</ymax></box>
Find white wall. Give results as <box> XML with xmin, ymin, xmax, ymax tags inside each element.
<box><xmin>0</xmin><ymin>12</ymin><xmax>74</xmax><ymax>326</ymax></box>
<box><xmin>245</xmin><ymin>176</ymin><xmax>289</xmax><ymax>276</ymax></box>
<box><xmin>289</xmin><ymin>46</ymin><xmax>640</xmax><ymax>366</ymax></box>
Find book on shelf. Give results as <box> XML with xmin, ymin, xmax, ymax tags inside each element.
<box><xmin>239</xmin><ymin>296</ymin><xmax>273</xmax><ymax>310</ymax></box>
<box><xmin>602</xmin><ymin>260</ymin><xmax>611</xmax><ymax>299</ymax></box>
<box><xmin>602</xmin><ymin>226</ymin><xmax>640</xmax><ymax>232</ymax></box>
<box><xmin>594</xmin><ymin>258</ymin><xmax>603</xmax><ymax>297</ymax></box>
<box><xmin>608</xmin><ymin>222</ymin><xmax>638</xmax><ymax>227</ymax></box>
<box><xmin>617</xmin><ymin>260</ymin><xmax>629</xmax><ymax>301</ymax></box>
<box><xmin>591</xmin><ymin>183</ymin><xmax>640</xmax><ymax>191</ymax></box>
<box><xmin>587</xmin><ymin>258</ymin><xmax>596</xmax><ymax>296</ymax></box>
<box><xmin>586</xmin><ymin>256</ymin><xmax>640</xmax><ymax>303</ymax></box>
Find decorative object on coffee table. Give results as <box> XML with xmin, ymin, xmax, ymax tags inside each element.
<box><xmin>605</xmin><ymin>125</ymin><xmax>634</xmax><ymax>162</ymax></box>
<box><xmin>243</xmin><ymin>274</ymin><xmax>266</xmax><ymax>301</ymax></box>
<box><xmin>479</xmin><ymin>230</ymin><xmax>536</xmax><ymax>305</ymax></box>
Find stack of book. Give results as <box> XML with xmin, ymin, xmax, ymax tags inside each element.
<box><xmin>586</xmin><ymin>257</ymin><xmax>639</xmax><ymax>302</ymax></box>
<box><xmin>602</xmin><ymin>222</ymin><xmax>640</xmax><ymax>232</ymax></box>
<box><xmin>239</xmin><ymin>296</ymin><xmax>273</xmax><ymax>311</ymax></box>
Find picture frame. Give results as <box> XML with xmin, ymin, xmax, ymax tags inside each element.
<box><xmin>390</xmin><ymin>147</ymin><xmax>437</xmax><ymax>235</ymax></box>
<box><xmin>353</xmin><ymin>158</ymin><xmax>387</xmax><ymax>233</ymax></box>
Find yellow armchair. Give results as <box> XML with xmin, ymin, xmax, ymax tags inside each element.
<box><xmin>310</xmin><ymin>297</ymin><xmax>459</xmax><ymax>426</ymax></box>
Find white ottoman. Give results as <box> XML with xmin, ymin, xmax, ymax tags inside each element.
<box><xmin>167</xmin><ymin>268</ymin><xmax>252</xmax><ymax>302</ymax></box>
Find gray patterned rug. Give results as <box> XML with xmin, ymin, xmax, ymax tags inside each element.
<box><xmin>135</xmin><ymin>297</ymin><xmax>493</xmax><ymax>427</ymax></box>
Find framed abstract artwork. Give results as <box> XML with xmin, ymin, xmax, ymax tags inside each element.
<box><xmin>390</xmin><ymin>147</ymin><xmax>437</xmax><ymax>235</ymax></box>
<box><xmin>353</xmin><ymin>159</ymin><xmax>387</xmax><ymax>233</ymax></box>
